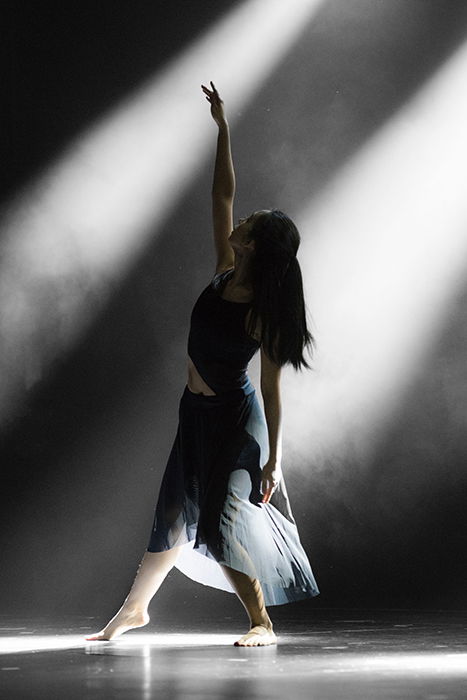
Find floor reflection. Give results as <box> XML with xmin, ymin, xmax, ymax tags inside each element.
<box><xmin>1</xmin><ymin>610</ymin><xmax>466</xmax><ymax>699</ymax></box>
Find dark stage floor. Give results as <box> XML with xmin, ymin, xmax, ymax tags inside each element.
<box><xmin>1</xmin><ymin>609</ymin><xmax>466</xmax><ymax>699</ymax></box>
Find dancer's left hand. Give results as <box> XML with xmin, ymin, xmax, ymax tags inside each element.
<box><xmin>261</xmin><ymin>461</ymin><xmax>282</xmax><ymax>504</ymax></box>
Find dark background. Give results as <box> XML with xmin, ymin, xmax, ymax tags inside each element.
<box><xmin>2</xmin><ymin>0</ymin><xmax>467</xmax><ymax>623</ymax></box>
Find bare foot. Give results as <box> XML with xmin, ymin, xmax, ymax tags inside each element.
<box><xmin>85</xmin><ymin>608</ymin><xmax>150</xmax><ymax>641</ymax></box>
<box><xmin>234</xmin><ymin>625</ymin><xmax>277</xmax><ymax>647</ymax></box>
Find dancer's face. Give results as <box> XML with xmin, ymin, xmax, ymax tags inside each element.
<box><xmin>229</xmin><ymin>210</ymin><xmax>269</xmax><ymax>254</ymax></box>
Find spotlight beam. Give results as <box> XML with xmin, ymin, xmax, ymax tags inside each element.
<box><xmin>285</xmin><ymin>39</ymin><xmax>467</xmax><ymax>469</ymax></box>
<box><xmin>0</xmin><ymin>0</ymin><xmax>323</xmax><ymax>425</ymax></box>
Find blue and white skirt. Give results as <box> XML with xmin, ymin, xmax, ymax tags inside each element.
<box><xmin>147</xmin><ymin>384</ymin><xmax>319</xmax><ymax>606</ymax></box>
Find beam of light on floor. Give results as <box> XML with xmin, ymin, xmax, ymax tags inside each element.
<box><xmin>2</xmin><ymin>633</ymin><xmax>467</xmax><ymax>680</ymax></box>
<box><xmin>0</xmin><ymin>632</ymin><xmax>238</xmax><ymax>654</ymax></box>
<box><xmin>0</xmin><ymin>0</ymin><xmax>323</xmax><ymax>427</ymax></box>
<box><xmin>283</xmin><ymin>39</ymin><xmax>467</xmax><ymax>472</ymax></box>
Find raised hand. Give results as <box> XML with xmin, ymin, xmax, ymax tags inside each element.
<box><xmin>201</xmin><ymin>81</ymin><xmax>227</xmax><ymax>127</ymax></box>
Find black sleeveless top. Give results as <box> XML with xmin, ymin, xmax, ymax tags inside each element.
<box><xmin>187</xmin><ymin>269</ymin><xmax>260</xmax><ymax>395</ymax></box>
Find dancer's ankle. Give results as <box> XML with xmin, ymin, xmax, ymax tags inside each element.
<box><xmin>123</xmin><ymin>600</ymin><xmax>147</xmax><ymax>616</ymax></box>
<box><xmin>250</xmin><ymin>617</ymin><xmax>273</xmax><ymax>632</ymax></box>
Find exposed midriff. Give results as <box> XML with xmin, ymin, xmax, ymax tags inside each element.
<box><xmin>186</xmin><ymin>355</ymin><xmax>217</xmax><ymax>395</ymax></box>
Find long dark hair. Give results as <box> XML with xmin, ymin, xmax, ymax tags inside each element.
<box><xmin>246</xmin><ymin>209</ymin><xmax>315</xmax><ymax>370</ymax></box>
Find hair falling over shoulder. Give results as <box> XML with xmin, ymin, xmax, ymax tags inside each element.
<box><xmin>246</xmin><ymin>210</ymin><xmax>315</xmax><ymax>370</ymax></box>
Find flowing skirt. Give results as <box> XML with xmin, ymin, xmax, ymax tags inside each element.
<box><xmin>147</xmin><ymin>384</ymin><xmax>319</xmax><ymax>606</ymax></box>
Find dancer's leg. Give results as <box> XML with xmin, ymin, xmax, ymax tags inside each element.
<box><xmin>86</xmin><ymin>546</ymin><xmax>182</xmax><ymax>641</ymax></box>
<box><xmin>221</xmin><ymin>564</ymin><xmax>277</xmax><ymax>647</ymax></box>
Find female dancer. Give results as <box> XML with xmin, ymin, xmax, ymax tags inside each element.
<box><xmin>86</xmin><ymin>82</ymin><xmax>319</xmax><ymax>647</ymax></box>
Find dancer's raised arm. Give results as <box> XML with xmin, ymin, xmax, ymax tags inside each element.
<box><xmin>201</xmin><ymin>81</ymin><xmax>235</xmax><ymax>273</ymax></box>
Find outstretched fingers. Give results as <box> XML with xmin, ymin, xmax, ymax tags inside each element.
<box><xmin>201</xmin><ymin>81</ymin><xmax>226</xmax><ymax>125</ymax></box>
<box><xmin>201</xmin><ymin>81</ymin><xmax>221</xmax><ymax>102</ymax></box>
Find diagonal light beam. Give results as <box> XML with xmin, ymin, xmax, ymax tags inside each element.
<box><xmin>285</xmin><ymin>39</ymin><xmax>467</xmax><ymax>471</ymax></box>
<box><xmin>0</xmin><ymin>0</ymin><xmax>323</xmax><ymax>426</ymax></box>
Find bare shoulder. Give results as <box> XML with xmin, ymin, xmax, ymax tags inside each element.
<box><xmin>214</xmin><ymin>264</ymin><xmax>235</xmax><ymax>277</ymax></box>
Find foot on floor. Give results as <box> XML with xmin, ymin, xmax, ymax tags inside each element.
<box><xmin>234</xmin><ymin>625</ymin><xmax>277</xmax><ymax>647</ymax></box>
<box><xmin>85</xmin><ymin>609</ymin><xmax>150</xmax><ymax>641</ymax></box>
